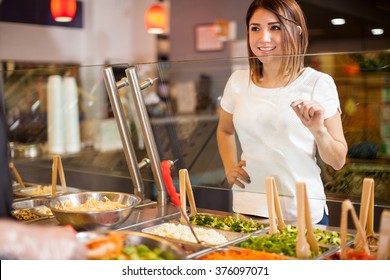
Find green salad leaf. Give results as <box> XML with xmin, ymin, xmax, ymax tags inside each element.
<box><xmin>189</xmin><ymin>214</ymin><xmax>266</xmax><ymax>233</ymax></box>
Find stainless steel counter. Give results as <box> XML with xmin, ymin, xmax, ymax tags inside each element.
<box><xmin>29</xmin><ymin>204</ymin><xmax>259</xmax><ymax>232</ymax></box>
<box><xmin>29</xmin><ymin>203</ymin><xmax>181</xmax><ymax>229</ymax></box>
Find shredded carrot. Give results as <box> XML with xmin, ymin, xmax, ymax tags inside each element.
<box><xmin>86</xmin><ymin>232</ymin><xmax>125</xmax><ymax>259</ymax></box>
<box><xmin>108</xmin><ymin>232</ymin><xmax>125</xmax><ymax>256</ymax></box>
<box><xmin>198</xmin><ymin>249</ymin><xmax>290</xmax><ymax>260</ymax></box>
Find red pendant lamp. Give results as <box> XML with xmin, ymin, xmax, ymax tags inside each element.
<box><xmin>144</xmin><ymin>4</ymin><xmax>168</xmax><ymax>34</ymax></box>
<box><xmin>50</xmin><ymin>0</ymin><xmax>77</xmax><ymax>23</ymax></box>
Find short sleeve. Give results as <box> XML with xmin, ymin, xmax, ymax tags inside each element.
<box><xmin>220</xmin><ymin>70</ymin><xmax>249</xmax><ymax>114</ymax></box>
<box><xmin>312</xmin><ymin>73</ymin><xmax>341</xmax><ymax>119</ymax></box>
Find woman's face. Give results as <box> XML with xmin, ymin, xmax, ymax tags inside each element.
<box><xmin>249</xmin><ymin>8</ymin><xmax>283</xmax><ymax>64</ymax></box>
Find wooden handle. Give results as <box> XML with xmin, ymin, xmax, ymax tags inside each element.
<box><xmin>295</xmin><ymin>182</ymin><xmax>320</xmax><ymax>258</ymax></box>
<box><xmin>295</xmin><ymin>182</ymin><xmax>312</xmax><ymax>259</ymax></box>
<box><xmin>179</xmin><ymin>169</ymin><xmax>198</xmax><ymax>218</ymax></box>
<box><xmin>356</xmin><ymin>178</ymin><xmax>375</xmax><ymax>248</ymax></box>
<box><xmin>184</xmin><ymin>170</ymin><xmax>197</xmax><ymax>216</ymax></box>
<box><xmin>365</xmin><ymin>179</ymin><xmax>375</xmax><ymax>236</ymax></box>
<box><xmin>265</xmin><ymin>177</ymin><xmax>278</xmax><ymax>234</ymax></box>
<box><xmin>302</xmin><ymin>183</ymin><xmax>320</xmax><ymax>255</ymax></box>
<box><xmin>271</xmin><ymin>180</ymin><xmax>286</xmax><ymax>231</ymax></box>
<box><xmin>179</xmin><ymin>169</ymin><xmax>187</xmax><ymax>223</ymax></box>
<box><xmin>9</xmin><ymin>162</ymin><xmax>26</xmax><ymax>189</ymax></box>
<box><xmin>51</xmin><ymin>155</ymin><xmax>58</xmax><ymax>197</ymax></box>
<box><xmin>340</xmin><ymin>200</ymin><xmax>370</xmax><ymax>259</ymax></box>
<box><xmin>265</xmin><ymin>176</ymin><xmax>285</xmax><ymax>232</ymax></box>
<box><xmin>57</xmin><ymin>156</ymin><xmax>67</xmax><ymax>194</ymax></box>
<box><xmin>377</xmin><ymin>210</ymin><xmax>390</xmax><ymax>260</ymax></box>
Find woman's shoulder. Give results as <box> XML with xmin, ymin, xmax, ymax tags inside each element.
<box><xmin>292</xmin><ymin>67</ymin><xmax>336</xmax><ymax>89</ymax></box>
<box><xmin>229</xmin><ymin>69</ymin><xmax>250</xmax><ymax>80</ymax></box>
<box><xmin>225</xmin><ymin>69</ymin><xmax>251</xmax><ymax>91</ymax></box>
<box><xmin>302</xmin><ymin>67</ymin><xmax>335</xmax><ymax>82</ymax></box>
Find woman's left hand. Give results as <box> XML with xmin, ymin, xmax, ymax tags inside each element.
<box><xmin>291</xmin><ymin>99</ymin><xmax>326</xmax><ymax>134</ymax></box>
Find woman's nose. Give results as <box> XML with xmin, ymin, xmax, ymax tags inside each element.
<box><xmin>259</xmin><ymin>29</ymin><xmax>271</xmax><ymax>42</ymax></box>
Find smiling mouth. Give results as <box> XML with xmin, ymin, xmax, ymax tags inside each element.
<box><xmin>258</xmin><ymin>47</ymin><xmax>275</xmax><ymax>51</ymax></box>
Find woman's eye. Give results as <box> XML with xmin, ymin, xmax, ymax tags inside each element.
<box><xmin>251</xmin><ymin>26</ymin><xmax>260</xmax><ymax>32</ymax></box>
<box><xmin>271</xmin><ymin>25</ymin><xmax>281</xmax><ymax>30</ymax></box>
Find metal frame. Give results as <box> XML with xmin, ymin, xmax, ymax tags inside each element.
<box><xmin>102</xmin><ymin>66</ymin><xmax>167</xmax><ymax>206</ymax></box>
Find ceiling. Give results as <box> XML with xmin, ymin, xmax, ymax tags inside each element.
<box><xmin>298</xmin><ymin>0</ymin><xmax>390</xmax><ymax>41</ymax></box>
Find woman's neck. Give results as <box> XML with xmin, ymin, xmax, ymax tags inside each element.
<box><xmin>254</xmin><ymin>67</ymin><xmax>287</xmax><ymax>88</ymax></box>
<box><xmin>253</xmin><ymin>65</ymin><xmax>304</xmax><ymax>88</ymax></box>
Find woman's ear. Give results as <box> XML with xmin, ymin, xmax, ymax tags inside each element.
<box><xmin>297</xmin><ymin>25</ymin><xmax>302</xmax><ymax>35</ymax></box>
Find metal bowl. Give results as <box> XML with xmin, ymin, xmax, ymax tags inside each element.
<box><xmin>77</xmin><ymin>231</ymin><xmax>186</xmax><ymax>260</ymax></box>
<box><xmin>47</xmin><ymin>192</ymin><xmax>141</xmax><ymax>231</ymax></box>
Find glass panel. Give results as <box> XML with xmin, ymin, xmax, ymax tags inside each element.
<box><xmin>133</xmin><ymin>50</ymin><xmax>390</xmax><ymax>210</ymax></box>
<box><xmin>1</xmin><ymin>49</ymin><xmax>390</xmax><ymax>214</ymax></box>
<box><xmin>1</xmin><ymin>62</ymin><xmax>157</xmax><ymax>200</ymax></box>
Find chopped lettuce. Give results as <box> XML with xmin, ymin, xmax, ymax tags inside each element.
<box><xmin>189</xmin><ymin>214</ymin><xmax>266</xmax><ymax>233</ymax></box>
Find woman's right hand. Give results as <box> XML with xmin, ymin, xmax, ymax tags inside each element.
<box><xmin>226</xmin><ymin>160</ymin><xmax>251</xmax><ymax>188</ymax></box>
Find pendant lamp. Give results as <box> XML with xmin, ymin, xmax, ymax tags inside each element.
<box><xmin>50</xmin><ymin>0</ymin><xmax>77</xmax><ymax>23</ymax></box>
<box><xmin>144</xmin><ymin>4</ymin><xmax>168</xmax><ymax>34</ymax></box>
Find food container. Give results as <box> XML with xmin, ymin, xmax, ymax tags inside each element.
<box><xmin>141</xmin><ymin>222</ymin><xmax>247</xmax><ymax>246</ymax></box>
<box><xmin>47</xmin><ymin>192</ymin><xmax>141</xmax><ymax>231</ymax></box>
<box><xmin>12</xmin><ymin>198</ymin><xmax>54</xmax><ymax>217</ymax></box>
<box><xmin>324</xmin><ymin>249</ymin><xmax>376</xmax><ymax>260</ymax></box>
<box><xmin>335</xmin><ymin>234</ymin><xmax>380</xmax><ymax>259</ymax></box>
<box><xmin>12</xmin><ymin>198</ymin><xmax>49</xmax><ymax>210</ymax></box>
<box><xmin>193</xmin><ymin>247</ymin><xmax>292</xmax><ymax>260</ymax></box>
<box><xmin>77</xmin><ymin>231</ymin><xmax>186</xmax><ymax>260</ymax></box>
<box><xmin>234</xmin><ymin>230</ymin><xmax>340</xmax><ymax>259</ymax></box>
<box><xmin>186</xmin><ymin>212</ymin><xmax>269</xmax><ymax>234</ymax></box>
<box><xmin>13</xmin><ymin>183</ymin><xmax>82</xmax><ymax>199</ymax></box>
<box><xmin>349</xmin><ymin>234</ymin><xmax>380</xmax><ymax>255</ymax></box>
<box><xmin>11</xmin><ymin>209</ymin><xmax>49</xmax><ymax>222</ymax></box>
<box><xmin>165</xmin><ymin>239</ymin><xmax>213</xmax><ymax>259</ymax></box>
<box><xmin>12</xmin><ymin>181</ymin><xmax>23</xmax><ymax>192</ymax></box>
<box><xmin>31</xmin><ymin>205</ymin><xmax>54</xmax><ymax>216</ymax></box>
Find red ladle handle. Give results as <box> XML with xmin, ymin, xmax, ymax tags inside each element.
<box><xmin>161</xmin><ymin>160</ymin><xmax>181</xmax><ymax>207</ymax></box>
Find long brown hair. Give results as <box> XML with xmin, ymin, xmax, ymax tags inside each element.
<box><xmin>246</xmin><ymin>0</ymin><xmax>308</xmax><ymax>85</ymax></box>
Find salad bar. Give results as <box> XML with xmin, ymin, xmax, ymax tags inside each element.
<box><xmin>9</xmin><ymin>171</ymin><xmax>385</xmax><ymax>260</ymax></box>
<box><xmin>9</xmin><ymin>161</ymin><xmax>387</xmax><ymax>260</ymax></box>
<box><xmin>16</xmin><ymin>197</ymin><xmax>366</xmax><ymax>260</ymax></box>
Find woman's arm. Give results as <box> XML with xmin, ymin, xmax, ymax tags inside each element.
<box><xmin>315</xmin><ymin>112</ymin><xmax>348</xmax><ymax>170</ymax></box>
<box><xmin>291</xmin><ymin>100</ymin><xmax>348</xmax><ymax>170</ymax></box>
<box><xmin>217</xmin><ymin>109</ymin><xmax>250</xmax><ymax>187</ymax></box>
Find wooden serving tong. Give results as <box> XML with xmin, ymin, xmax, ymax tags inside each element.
<box><xmin>51</xmin><ymin>155</ymin><xmax>67</xmax><ymax>197</ymax></box>
<box><xmin>340</xmin><ymin>199</ymin><xmax>370</xmax><ymax>259</ymax></box>
<box><xmin>377</xmin><ymin>210</ymin><xmax>390</xmax><ymax>260</ymax></box>
<box><xmin>9</xmin><ymin>162</ymin><xmax>26</xmax><ymax>189</ymax></box>
<box><xmin>179</xmin><ymin>169</ymin><xmax>198</xmax><ymax>223</ymax></box>
<box><xmin>354</xmin><ymin>178</ymin><xmax>375</xmax><ymax>249</ymax></box>
<box><xmin>161</xmin><ymin>161</ymin><xmax>203</xmax><ymax>245</ymax></box>
<box><xmin>359</xmin><ymin>178</ymin><xmax>375</xmax><ymax>236</ymax></box>
<box><xmin>295</xmin><ymin>182</ymin><xmax>320</xmax><ymax>259</ymax></box>
<box><xmin>265</xmin><ymin>176</ymin><xmax>286</xmax><ymax>234</ymax></box>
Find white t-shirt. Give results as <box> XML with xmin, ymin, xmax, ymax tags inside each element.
<box><xmin>220</xmin><ymin>67</ymin><xmax>340</xmax><ymax>223</ymax></box>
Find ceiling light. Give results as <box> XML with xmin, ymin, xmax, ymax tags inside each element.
<box><xmin>144</xmin><ymin>4</ymin><xmax>168</xmax><ymax>34</ymax></box>
<box><xmin>331</xmin><ymin>18</ymin><xmax>345</xmax><ymax>25</ymax></box>
<box><xmin>50</xmin><ymin>0</ymin><xmax>77</xmax><ymax>23</ymax></box>
<box><xmin>371</xmin><ymin>28</ymin><xmax>384</xmax><ymax>35</ymax></box>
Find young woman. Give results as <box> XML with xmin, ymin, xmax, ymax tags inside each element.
<box><xmin>217</xmin><ymin>0</ymin><xmax>348</xmax><ymax>224</ymax></box>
